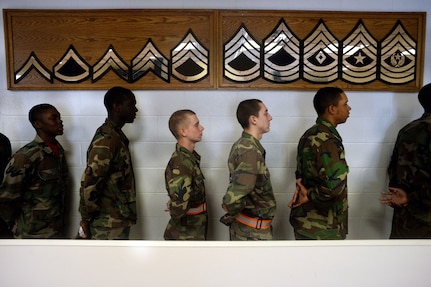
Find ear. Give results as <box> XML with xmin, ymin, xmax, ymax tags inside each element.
<box><xmin>33</xmin><ymin>120</ymin><xmax>43</xmax><ymax>129</ymax></box>
<box><xmin>178</xmin><ymin>127</ymin><xmax>187</xmax><ymax>138</ymax></box>
<box><xmin>249</xmin><ymin>115</ymin><xmax>257</xmax><ymax>126</ymax></box>
<box><xmin>112</xmin><ymin>102</ymin><xmax>121</xmax><ymax>113</ymax></box>
<box><xmin>327</xmin><ymin>104</ymin><xmax>337</xmax><ymax>115</ymax></box>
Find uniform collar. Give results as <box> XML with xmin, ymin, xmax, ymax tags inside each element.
<box><xmin>242</xmin><ymin>131</ymin><xmax>265</xmax><ymax>155</ymax></box>
<box><xmin>175</xmin><ymin>143</ymin><xmax>200</xmax><ymax>163</ymax></box>
<box><xmin>316</xmin><ymin>117</ymin><xmax>342</xmax><ymax>140</ymax></box>
<box><xmin>34</xmin><ymin>134</ymin><xmax>61</xmax><ymax>155</ymax></box>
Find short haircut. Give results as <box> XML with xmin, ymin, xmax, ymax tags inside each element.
<box><xmin>236</xmin><ymin>99</ymin><xmax>262</xmax><ymax>129</ymax></box>
<box><xmin>28</xmin><ymin>103</ymin><xmax>56</xmax><ymax>127</ymax></box>
<box><xmin>104</xmin><ymin>86</ymin><xmax>135</xmax><ymax>113</ymax></box>
<box><xmin>418</xmin><ymin>83</ymin><xmax>431</xmax><ymax>113</ymax></box>
<box><xmin>313</xmin><ymin>87</ymin><xmax>344</xmax><ymax>116</ymax></box>
<box><xmin>168</xmin><ymin>109</ymin><xmax>196</xmax><ymax>139</ymax></box>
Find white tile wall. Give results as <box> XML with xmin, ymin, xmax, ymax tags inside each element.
<box><xmin>0</xmin><ymin>0</ymin><xmax>430</xmax><ymax>240</ymax></box>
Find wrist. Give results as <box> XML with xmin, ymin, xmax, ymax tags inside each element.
<box><xmin>81</xmin><ymin>218</ymin><xmax>91</xmax><ymax>223</ymax></box>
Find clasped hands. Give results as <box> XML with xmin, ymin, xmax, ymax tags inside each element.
<box><xmin>288</xmin><ymin>178</ymin><xmax>310</xmax><ymax>208</ymax></box>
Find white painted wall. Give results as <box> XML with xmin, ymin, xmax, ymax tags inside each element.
<box><xmin>0</xmin><ymin>0</ymin><xmax>430</xmax><ymax>240</ymax></box>
<box><xmin>1</xmin><ymin>240</ymin><xmax>431</xmax><ymax>287</ymax></box>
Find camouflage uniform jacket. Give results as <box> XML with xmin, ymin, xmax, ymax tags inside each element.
<box><xmin>79</xmin><ymin>118</ymin><xmax>136</xmax><ymax>228</ymax></box>
<box><xmin>223</xmin><ymin>132</ymin><xmax>276</xmax><ymax>220</ymax></box>
<box><xmin>290</xmin><ymin>117</ymin><xmax>348</xmax><ymax>239</ymax></box>
<box><xmin>388</xmin><ymin>113</ymin><xmax>431</xmax><ymax>238</ymax></box>
<box><xmin>0</xmin><ymin>135</ymin><xmax>68</xmax><ymax>238</ymax></box>
<box><xmin>164</xmin><ymin>144</ymin><xmax>207</xmax><ymax>240</ymax></box>
<box><xmin>0</xmin><ymin>132</ymin><xmax>12</xmax><ymax>183</ymax></box>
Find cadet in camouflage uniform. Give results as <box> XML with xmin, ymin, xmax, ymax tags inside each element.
<box><xmin>0</xmin><ymin>104</ymin><xmax>68</xmax><ymax>238</ymax></box>
<box><xmin>0</xmin><ymin>132</ymin><xmax>11</xmax><ymax>184</ymax></box>
<box><xmin>79</xmin><ymin>87</ymin><xmax>138</xmax><ymax>240</ymax></box>
<box><xmin>221</xmin><ymin>99</ymin><xmax>276</xmax><ymax>240</ymax></box>
<box><xmin>0</xmin><ymin>132</ymin><xmax>12</xmax><ymax>237</ymax></box>
<box><xmin>289</xmin><ymin>87</ymin><xmax>351</xmax><ymax>240</ymax></box>
<box><xmin>381</xmin><ymin>83</ymin><xmax>431</xmax><ymax>238</ymax></box>
<box><xmin>164</xmin><ymin>109</ymin><xmax>207</xmax><ymax>240</ymax></box>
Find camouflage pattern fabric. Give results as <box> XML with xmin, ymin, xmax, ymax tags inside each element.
<box><xmin>290</xmin><ymin>117</ymin><xmax>348</xmax><ymax>240</ymax></box>
<box><xmin>79</xmin><ymin>119</ymin><xmax>136</xmax><ymax>237</ymax></box>
<box><xmin>222</xmin><ymin>132</ymin><xmax>276</xmax><ymax>240</ymax></box>
<box><xmin>0</xmin><ymin>133</ymin><xmax>12</xmax><ymax>238</ymax></box>
<box><xmin>164</xmin><ymin>144</ymin><xmax>207</xmax><ymax>240</ymax></box>
<box><xmin>0</xmin><ymin>135</ymin><xmax>68</xmax><ymax>238</ymax></box>
<box><xmin>388</xmin><ymin>113</ymin><xmax>431</xmax><ymax>238</ymax></box>
<box><xmin>90</xmin><ymin>225</ymin><xmax>131</xmax><ymax>240</ymax></box>
<box><xmin>0</xmin><ymin>132</ymin><xmax>11</xmax><ymax>184</ymax></box>
<box><xmin>229</xmin><ymin>220</ymin><xmax>273</xmax><ymax>240</ymax></box>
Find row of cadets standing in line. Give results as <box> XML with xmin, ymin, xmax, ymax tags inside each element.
<box><xmin>1</xmin><ymin>85</ymin><xmax>431</xmax><ymax>240</ymax></box>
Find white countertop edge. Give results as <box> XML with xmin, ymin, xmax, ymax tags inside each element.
<box><xmin>0</xmin><ymin>239</ymin><xmax>430</xmax><ymax>248</ymax></box>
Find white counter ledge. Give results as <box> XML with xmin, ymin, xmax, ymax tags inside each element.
<box><xmin>1</xmin><ymin>239</ymin><xmax>429</xmax><ymax>287</ymax></box>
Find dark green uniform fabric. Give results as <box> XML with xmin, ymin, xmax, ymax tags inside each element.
<box><xmin>388</xmin><ymin>113</ymin><xmax>431</xmax><ymax>238</ymax></box>
<box><xmin>0</xmin><ymin>133</ymin><xmax>11</xmax><ymax>184</ymax></box>
<box><xmin>0</xmin><ymin>133</ymin><xmax>12</xmax><ymax>238</ymax></box>
<box><xmin>222</xmin><ymin>132</ymin><xmax>276</xmax><ymax>240</ymax></box>
<box><xmin>0</xmin><ymin>135</ymin><xmax>68</xmax><ymax>238</ymax></box>
<box><xmin>79</xmin><ymin>119</ymin><xmax>136</xmax><ymax>239</ymax></box>
<box><xmin>290</xmin><ymin>117</ymin><xmax>348</xmax><ymax>240</ymax></box>
<box><xmin>164</xmin><ymin>144</ymin><xmax>207</xmax><ymax>240</ymax></box>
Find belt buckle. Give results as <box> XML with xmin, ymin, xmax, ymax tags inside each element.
<box><xmin>256</xmin><ymin>218</ymin><xmax>263</xmax><ymax>229</ymax></box>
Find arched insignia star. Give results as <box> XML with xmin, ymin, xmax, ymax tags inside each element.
<box><xmin>354</xmin><ymin>51</ymin><xmax>366</xmax><ymax>64</ymax></box>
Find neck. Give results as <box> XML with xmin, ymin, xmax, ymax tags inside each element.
<box><xmin>108</xmin><ymin>115</ymin><xmax>125</xmax><ymax>128</ymax></box>
<box><xmin>321</xmin><ymin>115</ymin><xmax>337</xmax><ymax>128</ymax></box>
<box><xmin>38</xmin><ymin>133</ymin><xmax>57</xmax><ymax>144</ymax></box>
<box><xmin>244</xmin><ymin>128</ymin><xmax>262</xmax><ymax>140</ymax></box>
<box><xmin>177</xmin><ymin>139</ymin><xmax>195</xmax><ymax>153</ymax></box>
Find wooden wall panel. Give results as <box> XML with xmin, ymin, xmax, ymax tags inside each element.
<box><xmin>4</xmin><ymin>9</ymin><xmax>216</xmax><ymax>90</ymax></box>
<box><xmin>218</xmin><ymin>10</ymin><xmax>425</xmax><ymax>91</ymax></box>
<box><xmin>3</xmin><ymin>9</ymin><xmax>426</xmax><ymax>91</ymax></box>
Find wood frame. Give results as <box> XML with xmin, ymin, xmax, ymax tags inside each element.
<box><xmin>3</xmin><ymin>9</ymin><xmax>426</xmax><ymax>91</ymax></box>
<box><xmin>4</xmin><ymin>9</ymin><xmax>216</xmax><ymax>90</ymax></box>
<box><xmin>218</xmin><ymin>10</ymin><xmax>426</xmax><ymax>91</ymax></box>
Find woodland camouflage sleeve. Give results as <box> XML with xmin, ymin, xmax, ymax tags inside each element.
<box><xmin>0</xmin><ymin>154</ymin><xmax>29</xmax><ymax>226</ymax></box>
<box><xmin>165</xmin><ymin>156</ymin><xmax>195</xmax><ymax>219</ymax></box>
<box><xmin>223</xmin><ymin>148</ymin><xmax>259</xmax><ymax>216</ymax></box>
<box><xmin>304</xmin><ymin>133</ymin><xmax>348</xmax><ymax>206</ymax></box>
<box><xmin>79</xmin><ymin>136</ymin><xmax>113</xmax><ymax>220</ymax></box>
<box><xmin>389</xmin><ymin>120</ymin><xmax>431</xmax><ymax>210</ymax></box>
